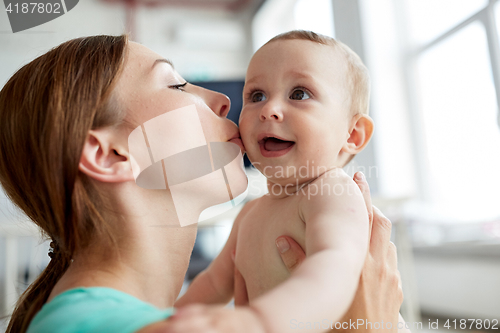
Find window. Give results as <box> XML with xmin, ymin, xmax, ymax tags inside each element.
<box><xmin>361</xmin><ymin>0</ymin><xmax>500</xmax><ymax>227</ymax></box>
<box><xmin>252</xmin><ymin>0</ymin><xmax>335</xmax><ymax>51</ymax></box>
<box><xmin>406</xmin><ymin>0</ymin><xmax>488</xmax><ymax>45</ymax></box>
<box><xmin>294</xmin><ymin>0</ymin><xmax>334</xmax><ymax>38</ymax></box>
<box><xmin>416</xmin><ymin>22</ymin><xmax>500</xmax><ymax>221</ymax></box>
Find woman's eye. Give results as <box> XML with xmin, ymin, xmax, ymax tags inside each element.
<box><xmin>290</xmin><ymin>89</ymin><xmax>310</xmax><ymax>100</ymax></box>
<box><xmin>251</xmin><ymin>92</ymin><xmax>266</xmax><ymax>103</ymax></box>
<box><xmin>169</xmin><ymin>82</ymin><xmax>188</xmax><ymax>91</ymax></box>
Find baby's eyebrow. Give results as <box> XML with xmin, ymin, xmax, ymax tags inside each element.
<box><xmin>245</xmin><ymin>74</ymin><xmax>263</xmax><ymax>86</ymax></box>
<box><xmin>245</xmin><ymin>71</ymin><xmax>314</xmax><ymax>86</ymax></box>
<box><xmin>286</xmin><ymin>71</ymin><xmax>314</xmax><ymax>80</ymax></box>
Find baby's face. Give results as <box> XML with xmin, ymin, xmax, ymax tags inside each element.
<box><xmin>239</xmin><ymin>39</ymin><xmax>352</xmax><ymax>185</ymax></box>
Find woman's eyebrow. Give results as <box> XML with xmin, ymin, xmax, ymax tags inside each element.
<box><xmin>151</xmin><ymin>58</ymin><xmax>174</xmax><ymax>71</ymax></box>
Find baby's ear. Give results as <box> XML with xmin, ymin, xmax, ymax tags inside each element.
<box><xmin>342</xmin><ymin>114</ymin><xmax>374</xmax><ymax>154</ymax></box>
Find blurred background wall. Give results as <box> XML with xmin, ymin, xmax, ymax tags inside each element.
<box><xmin>1</xmin><ymin>0</ymin><xmax>499</xmax><ymax>331</ymax></box>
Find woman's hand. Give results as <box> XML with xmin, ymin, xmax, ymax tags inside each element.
<box><xmin>275</xmin><ymin>172</ymin><xmax>404</xmax><ymax>332</ymax></box>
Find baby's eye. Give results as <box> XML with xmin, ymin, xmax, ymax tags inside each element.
<box><xmin>290</xmin><ymin>89</ymin><xmax>310</xmax><ymax>100</ymax></box>
<box><xmin>251</xmin><ymin>92</ymin><xmax>266</xmax><ymax>103</ymax></box>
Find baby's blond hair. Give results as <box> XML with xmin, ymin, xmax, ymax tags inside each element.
<box><xmin>265</xmin><ymin>30</ymin><xmax>370</xmax><ymax>117</ymax></box>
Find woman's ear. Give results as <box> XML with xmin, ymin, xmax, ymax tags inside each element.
<box><xmin>79</xmin><ymin>128</ymin><xmax>134</xmax><ymax>183</ymax></box>
<box><xmin>342</xmin><ymin>114</ymin><xmax>374</xmax><ymax>154</ymax></box>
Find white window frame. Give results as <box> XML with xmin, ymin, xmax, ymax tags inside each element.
<box><xmin>397</xmin><ymin>0</ymin><xmax>500</xmax><ymax>200</ymax></box>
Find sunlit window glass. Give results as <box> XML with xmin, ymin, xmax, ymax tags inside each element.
<box><xmin>416</xmin><ymin>22</ymin><xmax>500</xmax><ymax>222</ymax></box>
<box><xmin>294</xmin><ymin>0</ymin><xmax>335</xmax><ymax>37</ymax></box>
<box><xmin>406</xmin><ymin>0</ymin><xmax>487</xmax><ymax>45</ymax></box>
<box><xmin>495</xmin><ymin>0</ymin><xmax>500</xmax><ymax>42</ymax></box>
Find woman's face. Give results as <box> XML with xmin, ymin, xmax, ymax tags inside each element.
<box><xmin>115</xmin><ymin>42</ymin><xmax>243</xmax><ymax>150</ymax></box>
<box><xmin>112</xmin><ymin>42</ymin><xmax>248</xmax><ymax>227</ymax></box>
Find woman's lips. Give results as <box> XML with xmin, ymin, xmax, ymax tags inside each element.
<box><xmin>228</xmin><ymin>137</ymin><xmax>245</xmax><ymax>153</ymax></box>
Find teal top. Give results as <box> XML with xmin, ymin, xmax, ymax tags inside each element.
<box><xmin>26</xmin><ymin>287</ymin><xmax>175</xmax><ymax>333</ymax></box>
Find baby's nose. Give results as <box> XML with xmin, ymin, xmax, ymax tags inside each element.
<box><xmin>259</xmin><ymin>104</ymin><xmax>283</xmax><ymax>122</ymax></box>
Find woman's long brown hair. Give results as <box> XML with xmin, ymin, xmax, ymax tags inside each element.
<box><xmin>0</xmin><ymin>34</ymin><xmax>128</xmax><ymax>333</ymax></box>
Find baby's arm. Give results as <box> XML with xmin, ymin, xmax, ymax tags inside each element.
<box><xmin>175</xmin><ymin>200</ymin><xmax>255</xmax><ymax>307</ymax></box>
<box><xmin>250</xmin><ymin>170</ymin><xmax>369</xmax><ymax>332</ymax></box>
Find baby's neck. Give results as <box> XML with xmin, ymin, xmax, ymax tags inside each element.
<box><xmin>264</xmin><ymin>167</ymin><xmax>342</xmax><ymax>199</ymax></box>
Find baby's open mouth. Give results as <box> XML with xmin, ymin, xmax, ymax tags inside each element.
<box><xmin>258</xmin><ymin>136</ymin><xmax>295</xmax><ymax>151</ymax></box>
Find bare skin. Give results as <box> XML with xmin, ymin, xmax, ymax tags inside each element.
<box><xmin>164</xmin><ymin>172</ymin><xmax>405</xmax><ymax>333</ymax></box>
<box><xmin>42</xmin><ymin>41</ymin><xmax>403</xmax><ymax>333</ymax></box>
<box><xmin>276</xmin><ymin>173</ymin><xmax>408</xmax><ymax>333</ymax></box>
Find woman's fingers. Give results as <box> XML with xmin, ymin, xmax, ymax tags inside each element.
<box><xmin>353</xmin><ymin>172</ymin><xmax>373</xmax><ymax>237</ymax></box>
<box><xmin>387</xmin><ymin>241</ymin><xmax>403</xmax><ymax>305</ymax></box>
<box><xmin>387</xmin><ymin>241</ymin><xmax>398</xmax><ymax>271</ymax></box>
<box><xmin>369</xmin><ymin>206</ymin><xmax>392</xmax><ymax>262</ymax></box>
<box><xmin>275</xmin><ymin>235</ymin><xmax>306</xmax><ymax>273</ymax></box>
<box><xmin>397</xmin><ymin>270</ymin><xmax>403</xmax><ymax>295</ymax></box>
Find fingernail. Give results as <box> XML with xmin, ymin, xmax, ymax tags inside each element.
<box><xmin>276</xmin><ymin>238</ymin><xmax>290</xmax><ymax>253</ymax></box>
<box><xmin>356</xmin><ymin>172</ymin><xmax>365</xmax><ymax>181</ymax></box>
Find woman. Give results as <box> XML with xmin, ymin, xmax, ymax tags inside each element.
<box><xmin>0</xmin><ymin>34</ymin><xmax>402</xmax><ymax>333</ymax></box>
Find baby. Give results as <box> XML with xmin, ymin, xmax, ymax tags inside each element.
<box><xmin>176</xmin><ymin>30</ymin><xmax>374</xmax><ymax>331</ymax></box>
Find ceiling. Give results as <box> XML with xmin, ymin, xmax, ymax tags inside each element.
<box><xmin>100</xmin><ymin>0</ymin><xmax>264</xmax><ymax>12</ymax></box>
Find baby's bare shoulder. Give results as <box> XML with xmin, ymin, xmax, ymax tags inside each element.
<box><xmin>298</xmin><ymin>169</ymin><xmax>363</xmax><ymax>218</ymax></box>
<box><xmin>302</xmin><ymin>168</ymin><xmax>358</xmax><ymax>196</ymax></box>
<box><xmin>234</xmin><ymin>197</ymin><xmax>261</xmax><ymax>224</ymax></box>
<box><xmin>317</xmin><ymin>168</ymin><xmax>353</xmax><ymax>183</ymax></box>
<box><xmin>240</xmin><ymin>197</ymin><xmax>261</xmax><ymax>214</ymax></box>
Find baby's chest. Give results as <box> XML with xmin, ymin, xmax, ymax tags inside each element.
<box><xmin>239</xmin><ymin>195</ymin><xmax>306</xmax><ymax>246</ymax></box>
<box><xmin>234</xmin><ymin>196</ymin><xmax>306</xmax><ymax>299</ymax></box>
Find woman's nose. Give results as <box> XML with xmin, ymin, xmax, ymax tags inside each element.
<box><xmin>196</xmin><ymin>86</ymin><xmax>231</xmax><ymax>118</ymax></box>
<box><xmin>259</xmin><ymin>103</ymin><xmax>283</xmax><ymax>122</ymax></box>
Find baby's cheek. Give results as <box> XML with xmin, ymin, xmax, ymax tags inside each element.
<box><xmin>238</xmin><ymin>111</ymin><xmax>248</xmax><ymax>128</ymax></box>
<box><xmin>238</xmin><ymin>119</ymin><xmax>252</xmax><ymax>140</ymax></box>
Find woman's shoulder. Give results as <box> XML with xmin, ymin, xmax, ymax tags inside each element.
<box><xmin>27</xmin><ymin>287</ymin><xmax>174</xmax><ymax>333</ymax></box>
